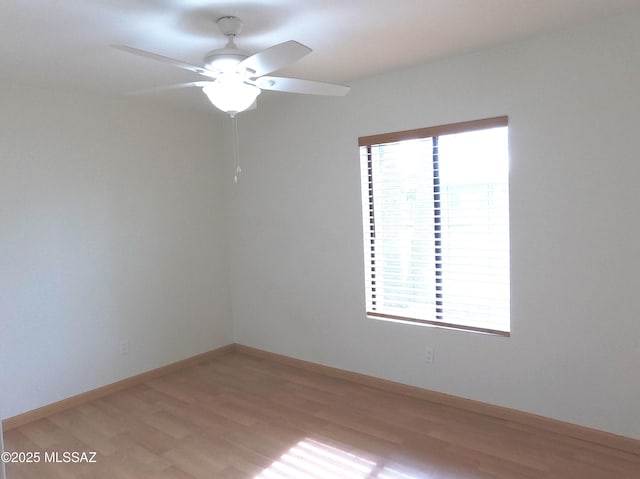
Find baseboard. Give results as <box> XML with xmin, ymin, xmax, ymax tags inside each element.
<box><xmin>2</xmin><ymin>344</ymin><xmax>235</xmax><ymax>432</ymax></box>
<box><xmin>235</xmin><ymin>344</ymin><xmax>640</xmax><ymax>456</ymax></box>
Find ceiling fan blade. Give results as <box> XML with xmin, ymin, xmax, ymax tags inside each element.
<box><xmin>238</xmin><ymin>41</ymin><xmax>311</xmax><ymax>77</ymax></box>
<box><xmin>126</xmin><ymin>81</ymin><xmax>214</xmax><ymax>96</ymax></box>
<box><xmin>111</xmin><ymin>45</ymin><xmax>217</xmax><ymax>79</ymax></box>
<box><xmin>256</xmin><ymin>76</ymin><xmax>350</xmax><ymax>96</ymax></box>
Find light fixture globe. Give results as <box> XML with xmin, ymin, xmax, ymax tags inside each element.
<box><xmin>202</xmin><ymin>74</ymin><xmax>260</xmax><ymax>116</ymax></box>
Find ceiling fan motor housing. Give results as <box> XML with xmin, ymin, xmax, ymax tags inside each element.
<box><xmin>203</xmin><ymin>16</ymin><xmax>249</xmax><ymax>72</ymax></box>
<box><xmin>203</xmin><ymin>47</ymin><xmax>249</xmax><ymax>71</ymax></box>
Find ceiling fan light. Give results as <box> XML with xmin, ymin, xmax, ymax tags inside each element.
<box><xmin>202</xmin><ymin>76</ymin><xmax>261</xmax><ymax>116</ymax></box>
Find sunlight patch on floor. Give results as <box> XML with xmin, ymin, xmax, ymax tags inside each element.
<box><xmin>254</xmin><ymin>438</ymin><xmax>422</xmax><ymax>479</ymax></box>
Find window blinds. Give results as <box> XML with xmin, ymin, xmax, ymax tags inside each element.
<box><xmin>359</xmin><ymin>118</ymin><xmax>510</xmax><ymax>335</ymax></box>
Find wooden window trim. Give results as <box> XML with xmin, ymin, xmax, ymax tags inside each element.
<box><xmin>368</xmin><ymin>312</ymin><xmax>511</xmax><ymax>337</ymax></box>
<box><xmin>358</xmin><ymin>116</ymin><xmax>508</xmax><ymax>147</ymax></box>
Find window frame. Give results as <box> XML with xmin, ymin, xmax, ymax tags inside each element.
<box><xmin>359</xmin><ymin>116</ymin><xmax>510</xmax><ymax>337</ymax></box>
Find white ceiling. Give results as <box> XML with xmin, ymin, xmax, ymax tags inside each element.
<box><xmin>2</xmin><ymin>0</ymin><xmax>640</xmax><ymax>111</ymax></box>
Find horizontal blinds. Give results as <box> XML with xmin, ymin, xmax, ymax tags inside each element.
<box><xmin>360</xmin><ymin>122</ymin><xmax>510</xmax><ymax>335</ymax></box>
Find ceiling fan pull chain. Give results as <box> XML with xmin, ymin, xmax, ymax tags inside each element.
<box><xmin>232</xmin><ymin>114</ymin><xmax>241</xmax><ymax>182</ymax></box>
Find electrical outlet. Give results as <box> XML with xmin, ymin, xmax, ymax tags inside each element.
<box><xmin>425</xmin><ymin>346</ymin><xmax>434</xmax><ymax>364</ymax></box>
<box><xmin>120</xmin><ymin>340</ymin><xmax>130</xmax><ymax>355</ymax></box>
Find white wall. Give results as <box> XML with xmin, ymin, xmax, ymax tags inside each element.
<box><xmin>230</xmin><ymin>12</ymin><xmax>640</xmax><ymax>439</ymax></box>
<box><xmin>0</xmin><ymin>85</ymin><xmax>233</xmax><ymax>419</ymax></box>
<box><xmin>0</xmin><ymin>425</ymin><xmax>4</xmax><ymax>479</ymax></box>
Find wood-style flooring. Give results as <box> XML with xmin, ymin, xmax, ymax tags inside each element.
<box><xmin>4</xmin><ymin>352</ymin><xmax>639</xmax><ymax>478</ymax></box>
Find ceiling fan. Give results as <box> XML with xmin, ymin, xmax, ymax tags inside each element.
<box><xmin>113</xmin><ymin>16</ymin><xmax>351</xmax><ymax>117</ymax></box>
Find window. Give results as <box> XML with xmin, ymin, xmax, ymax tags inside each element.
<box><xmin>359</xmin><ymin>117</ymin><xmax>510</xmax><ymax>336</ymax></box>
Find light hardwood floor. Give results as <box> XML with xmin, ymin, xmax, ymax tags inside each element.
<box><xmin>4</xmin><ymin>352</ymin><xmax>639</xmax><ymax>478</ymax></box>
